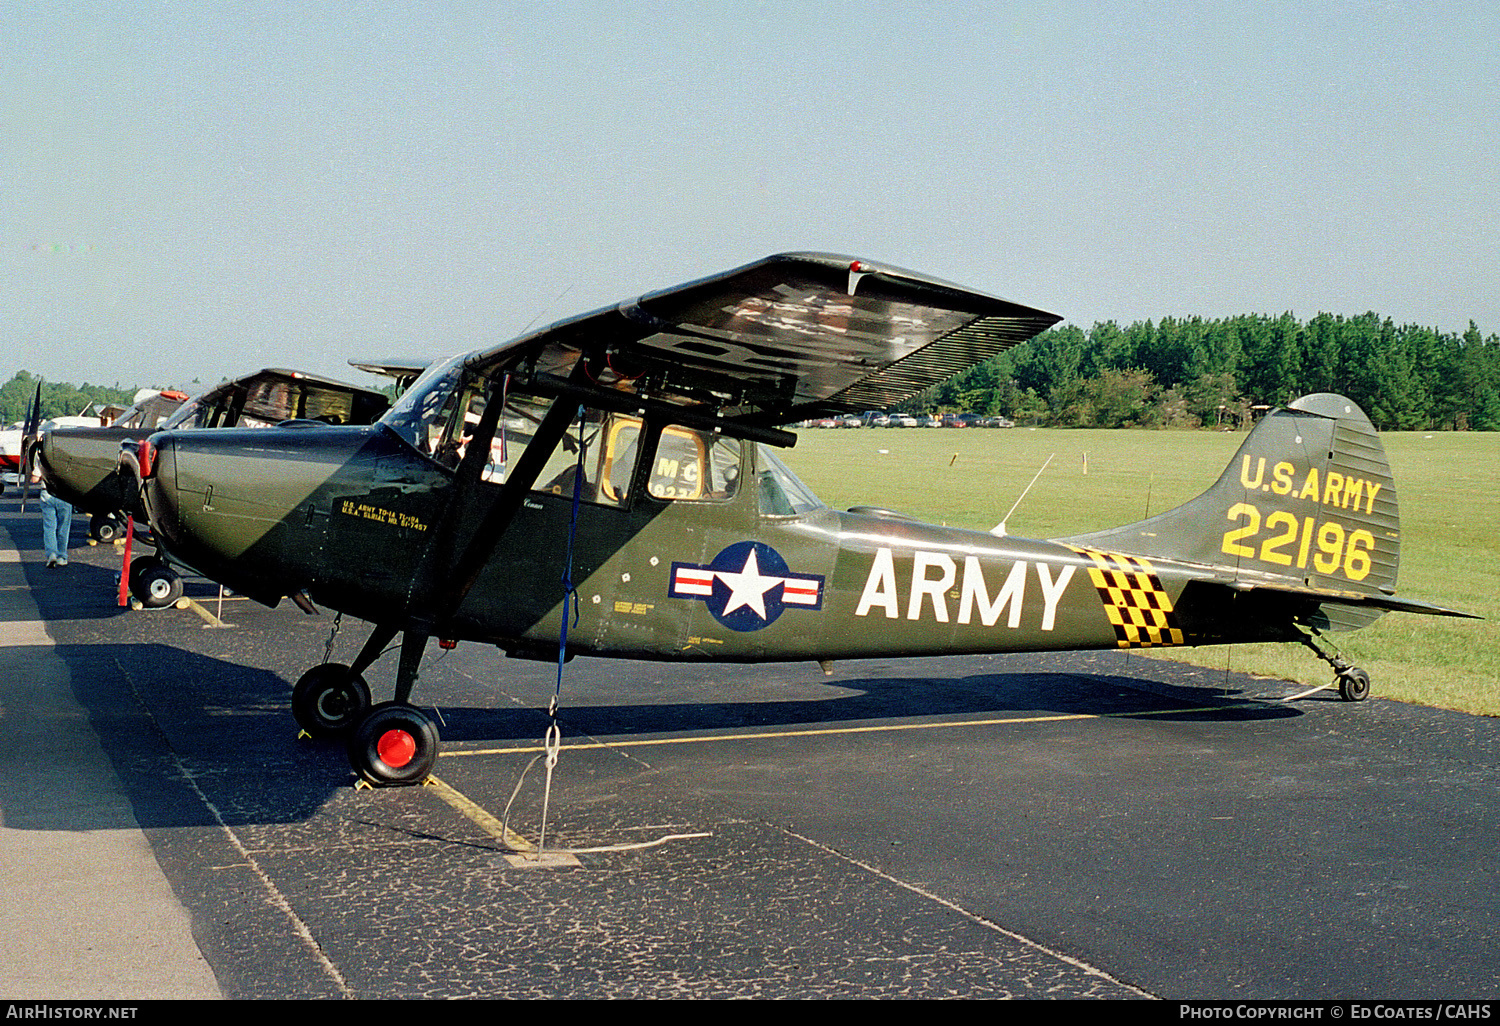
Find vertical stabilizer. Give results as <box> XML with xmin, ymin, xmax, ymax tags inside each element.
<box><xmin>1059</xmin><ymin>394</ymin><xmax>1399</xmax><ymax>631</ymax></box>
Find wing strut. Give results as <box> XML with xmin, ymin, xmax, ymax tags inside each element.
<box><xmin>400</xmin><ymin>367</ymin><xmax>589</xmax><ymax>634</ymax></box>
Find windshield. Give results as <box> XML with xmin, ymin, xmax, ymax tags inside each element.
<box><xmin>381</xmin><ymin>352</ymin><xmax>466</xmax><ymax>452</ymax></box>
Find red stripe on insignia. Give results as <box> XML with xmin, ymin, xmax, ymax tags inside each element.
<box><xmin>782</xmin><ymin>581</ymin><xmax>820</xmax><ymax>604</ymax></box>
<box><xmin>673</xmin><ymin>568</ymin><xmax>715</xmax><ymax>596</ymax></box>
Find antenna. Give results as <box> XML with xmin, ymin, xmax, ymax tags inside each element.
<box><xmin>516</xmin><ymin>282</ymin><xmax>576</xmax><ymax>338</ymax></box>
<box><xmin>991</xmin><ymin>453</ymin><xmax>1054</xmax><ymax>536</ymax></box>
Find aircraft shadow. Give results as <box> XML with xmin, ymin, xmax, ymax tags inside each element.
<box><xmin>5</xmin><ymin>633</ymin><xmax>1305</xmax><ymax>836</ymax></box>
<box><xmin>3</xmin><ymin>641</ymin><xmax>356</xmax><ymax>833</ymax></box>
<box><xmin>434</xmin><ymin>658</ymin><xmax>1301</xmax><ymax>746</ymax></box>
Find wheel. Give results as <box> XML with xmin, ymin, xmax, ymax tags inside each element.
<box><xmin>1338</xmin><ymin>667</ymin><xmax>1371</xmax><ymax>702</ymax></box>
<box><xmin>128</xmin><ymin>555</ymin><xmax>159</xmax><ymax>588</ymax></box>
<box><xmin>131</xmin><ymin>563</ymin><xmax>183</xmax><ymax>608</ymax></box>
<box><xmin>291</xmin><ymin>663</ymin><xmax>371</xmax><ymax>737</ymax></box>
<box><xmin>92</xmin><ymin>514</ymin><xmax>122</xmax><ymax>543</ymax></box>
<box><xmin>347</xmin><ymin>703</ymin><xmax>440</xmax><ymax>787</ymax></box>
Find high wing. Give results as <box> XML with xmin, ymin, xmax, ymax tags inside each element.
<box><xmin>348</xmin><ymin>358</ymin><xmax>431</xmax><ymax>393</ymax></box>
<box><xmin>460</xmin><ymin>252</ymin><xmax>1061</xmax><ymax>430</ymax></box>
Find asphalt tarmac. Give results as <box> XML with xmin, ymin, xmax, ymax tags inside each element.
<box><xmin>2</xmin><ymin>496</ymin><xmax>1496</xmax><ymax>1000</ymax></box>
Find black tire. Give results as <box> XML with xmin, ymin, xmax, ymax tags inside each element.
<box><xmin>132</xmin><ymin>563</ymin><xmax>183</xmax><ymax>608</ymax></box>
<box><xmin>92</xmin><ymin>514</ymin><xmax>121</xmax><ymax>543</ymax></box>
<box><xmin>291</xmin><ymin>663</ymin><xmax>372</xmax><ymax>737</ymax></box>
<box><xmin>1339</xmin><ymin>668</ymin><xmax>1371</xmax><ymax>702</ymax></box>
<box><xmin>128</xmin><ymin>555</ymin><xmax>158</xmax><ymax>588</ymax></box>
<box><xmin>347</xmin><ymin>703</ymin><xmax>440</xmax><ymax>787</ymax></box>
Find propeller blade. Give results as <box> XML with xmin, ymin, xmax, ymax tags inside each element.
<box><xmin>19</xmin><ymin>380</ymin><xmax>41</xmax><ymax>511</ymax></box>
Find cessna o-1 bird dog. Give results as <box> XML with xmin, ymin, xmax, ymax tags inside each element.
<box><xmin>36</xmin><ymin>367</ymin><xmax>395</xmax><ymax>605</ymax></box>
<box><xmin>120</xmin><ymin>253</ymin><xmax>1475</xmax><ymax>786</ymax></box>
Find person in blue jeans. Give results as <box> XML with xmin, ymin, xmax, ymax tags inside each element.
<box><xmin>33</xmin><ymin>466</ymin><xmax>73</xmax><ymax>567</ymax></box>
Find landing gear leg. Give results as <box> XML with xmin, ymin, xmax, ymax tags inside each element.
<box><xmin>1298</xmin><ymin>626</ymin><xmax>1371</xmax><ymax>702</ymax></box>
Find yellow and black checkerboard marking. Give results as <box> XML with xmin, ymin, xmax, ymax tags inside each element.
<box><xmin>1068</xmin><ymin>547</ymin><xmax>1185</xmax><ymax>648</ymax></box>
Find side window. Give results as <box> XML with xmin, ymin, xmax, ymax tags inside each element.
<box><xmin>529</xmin><ymin>407</ymin><xmax>638</xmax><ymax>509</ymax></box>
<box><xmin>646</xmin><ymin>427</ymin><xmax>706</xmax><ymax>499</ymax></box>
<box><xmin>642</xmin><ymin>426</ymin><xmax>740</xmax><ymax>501</ymax></box>
<box><xmin>529</xmin><ymin>416</ymin><xmax>741</xmax><ymax>505</ymax></box>
<box><xmin>756</xmin><ymin>444</ymin><xmax>824</xmax><ymax>517</ymax></box>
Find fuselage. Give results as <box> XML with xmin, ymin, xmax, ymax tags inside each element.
<box><xmin>40</xmin><ymin>425</ymin><xmax>151</xmax><ymax>512</ymax></box>
<box><xmin>140</xmin><ymin>419</ymin><xmax>1295</xmax><ymax>664</ymax></box>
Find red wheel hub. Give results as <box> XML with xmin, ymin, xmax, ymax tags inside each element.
<box><xmin>377</xmin><ymin>728</ymin><xmax>417</xmax><ymax>768</ymax></box>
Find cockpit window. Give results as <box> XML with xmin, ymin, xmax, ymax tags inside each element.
<box><xmin>528</xmin><ymin>405</ymin><xmax>629</xmax><ymax>506</ymax></box>
<box><xmin>162</xmin><ymin>375</ymin><xmax>389</xmax><ymax>432</ymax></box>
<box><xmin>234</xmin><ymin>377</ymin><xmax>384</xmax><ymax>425</ymax></box>
<box><xmin>384</xmin><ymin>361</ymin><xmax>756</xmax><ymax>511</ymax></box>
<box><xmin>756</xmin><ymin>444</ymin><xmax>824</xmax><ymax>516</ymax></box>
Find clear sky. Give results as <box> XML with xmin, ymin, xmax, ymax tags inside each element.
<box><xmin>5</xmin><ymin>1</ymin><xmax>1496</xmax><ymax>390</ymax></box>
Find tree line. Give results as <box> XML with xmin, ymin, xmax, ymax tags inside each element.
<box><xmin>909</xmin><ymin>313</ymin><xmax>1500</xmax><ymax>431</ymax></box>
<box><xmin>7</xmin><ymin>311</ymin><xmax>1499</xmax><ymax>431</ymax></box>
<box><xmin>0</xmin><ymin>371</ymin><xmax>140</xmax><ymax>427</ymax></box>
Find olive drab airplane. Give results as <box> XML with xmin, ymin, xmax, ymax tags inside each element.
<box><xmin>37</xmin><ymin>367</ymin><xmax>396</xmax><ymax>606</ymax></box>
<box><xmin>120</xmin><ymin>252</ymin><xmax>1476</xmax><ymax>787</ymax></box>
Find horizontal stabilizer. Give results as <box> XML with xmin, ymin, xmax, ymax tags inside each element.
<box><xmin>1210</xmin><ymin>579</ymin><xmax>1479</xmax><ymax>620</ymax></box>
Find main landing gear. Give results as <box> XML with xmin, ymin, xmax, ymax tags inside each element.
<box><xmin>290</xmin><ymin>625</ymin><xmax>441</xmax><ymax>787</ymax></box>
<box><xmin>291</xmin><ymin>663</ymin><xmax>372</xmax><ymax>736</ymax></box>
<box><xmin>128</xmin><ymin>556</ymin><xmax>184</xmax><ymax>608</ymax></box>
<box><xmin>347</xmin><ymin>703</ymin><xmax>440</xmax><ymax>787</ymax></box>
<box><xmin>90</xmin><ymin>512</ymin><xmax>126</xmax><ymax>544</ymax></box>
<box><xmin>1299</xmin><ymin>625</ymin><xmax>1371</xmax><ymax>702</ymax></box>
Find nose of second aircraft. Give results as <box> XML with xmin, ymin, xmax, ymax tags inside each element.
<box><xmin>135</xmin><ymin>432</ymin><xmax>186</xmax><ymax>547</ymax></box>
<box><xmin>131</xmin><ymin>424</ymin><xmax>384</xmax><ymax>604</ymax></box>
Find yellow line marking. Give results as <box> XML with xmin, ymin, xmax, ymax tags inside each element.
<box><xmin>424</xmin><ymin>775</ymin><xmax>536</xmax><ymax>853</ymax></box>
<box><xmin>440</xmin><ymin>705</ymin><xmax>1232</xmax><ymax>758</ymax></box>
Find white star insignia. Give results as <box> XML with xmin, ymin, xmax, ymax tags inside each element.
<box><xmin>714</xmin><ymin>547</ymin><xmax>780</xmax><ymax>620</ymax></box>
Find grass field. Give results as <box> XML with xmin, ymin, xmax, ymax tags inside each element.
<box><xmin>784</xmin><ymin>425</ymin><xmax>1499</xmax><ymax>716</ymax></box>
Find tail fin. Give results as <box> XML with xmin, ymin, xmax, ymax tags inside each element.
<box><xmin>1061</xmin><ymin>393</ymin><xmax>1401</xmax><ymax>630</ymax></box>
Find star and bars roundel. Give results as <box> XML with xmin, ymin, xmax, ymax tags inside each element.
<box><xmin>669</xmin><ymin>541</ymin><xmax>825</xmax><ymax>632</ymax></box>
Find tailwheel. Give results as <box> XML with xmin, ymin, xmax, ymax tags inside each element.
<box><xmin>348</xmin><ymin>703</ymin><xmax>440</xmax><ymax>787</ymax></box>
<box><xmin>291</xmin><ymin>663</ymin><xmax>372</xmax><ymax>738</ymax></box>
<box><xmin>131</xmin><ymin>561</ymin><xmax>183</xmax><ymax>608</ymax></box>
<box><xmin>1298</xmin><ymin>625</ymin><xmax>1372</xmax><ymax>703</ymax></box>
<box><xmin>1338</xmin><ymin>667</ymin><xmax>1371</xmax><ymax>703</ymax></box>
